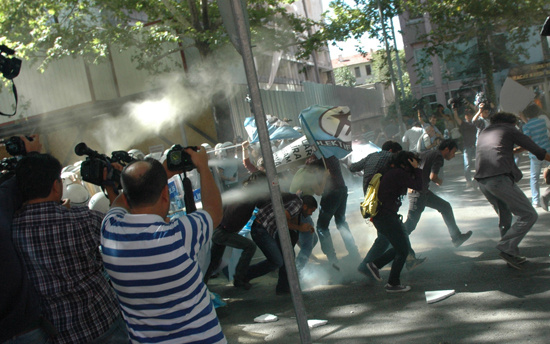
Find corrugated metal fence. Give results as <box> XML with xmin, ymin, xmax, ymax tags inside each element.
<box><xmin>228</xmin><ymin>82</ymin><xmax>386</xmax><ymax>140</ymax></box>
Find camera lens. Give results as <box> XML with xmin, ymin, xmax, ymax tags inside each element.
<box><xmin>170</xmin><ymin>151</ymin><xmax>182</xmax><ymax>164</ymax></box>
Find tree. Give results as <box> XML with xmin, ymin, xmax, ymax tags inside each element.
<box><xmin>0</xmin><ymin>0</ymin><xmax>321</xmax><ymax>73</ymax></box>
<box><xmin>401</xmin><ymin>0</ymin><xmax>548</xmax><ymax>105</ymax></box>
<box><xmin>333</xmin><ymin>66</ymin><xmax>356</xmax><ymax>87</ymax></box>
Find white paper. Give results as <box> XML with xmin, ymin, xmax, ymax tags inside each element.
<box><xmin>308</xmin><ymin>319</ymin><xmax>328</xmax><ymax>328</ymax></box>
<box><xmin>254</xmin><ymin>314</ymin><xmax>278</xmax><ymax>323</ymax></box>
<box><xmin>425</xmin><ymin>290</ymin><xmax>455</xmax><ymax>304</ymax></box>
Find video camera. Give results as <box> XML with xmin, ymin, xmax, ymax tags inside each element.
<box><xmin>0</xmin><ymin>135</ymin><xmax>33</xmax><ymax>156</ymax></box>
<box><xmin>166</xmin><ymin>144</ymin><xmax>198</xmax><ymax>172</ymax></box>
<box><xmin>412</xmin><ymin>98</ymin><xmax>425</xmax><ymax>112</ymax></box>
<box><xmin>75</xmin><ymin>142</ymin><xmax>135</xmax><ymax>188</ymax></box>
<box><xmin>448</xmin><ymin>97</ymin><xmax>467</xmax><ymax>109</ymax></box>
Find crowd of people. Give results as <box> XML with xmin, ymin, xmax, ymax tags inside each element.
<box><xmin>2</xmin><ymin>99</ymin><xmax>550</xmax><ymax>343</ymax></box>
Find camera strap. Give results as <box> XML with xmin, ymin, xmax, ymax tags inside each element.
<box><xmin>0</xmin><ymin>80</ymin><xmax>18</xmax><ymax>117</ymax></box>
<box><xmin>181</xmin><ymin>172</ymin><xmax>196</xmax><ymax>214</ymax></box>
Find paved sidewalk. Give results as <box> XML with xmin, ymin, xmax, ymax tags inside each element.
<box><xmin>209</xmin><ymin>152</ymin><xmax>550</xmax><ymax>343</ymax></box>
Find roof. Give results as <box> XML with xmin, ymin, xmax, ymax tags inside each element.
<box><xmin>331</xmin><ymin>53</ymin><xmax>373</xmax><ymax>68</ymax></box>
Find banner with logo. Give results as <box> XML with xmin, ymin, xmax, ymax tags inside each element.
<box><xmin>244</xmin><ymin>116</ymin><xmax>302</xmax><ymax>143</ymax></box>
<box><xmin>273</xmin><ymin>135</ymin><xmax>315</xmax><ymax>169</ymax></box>
<box><xmin>299</xmin><ymin>105</ymin><xmax>353</xmax><ymax>159</ymax></box>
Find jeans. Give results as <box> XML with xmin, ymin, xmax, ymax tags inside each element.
<box><xmin>205</xmin><ymin>228</ymin><xmax>256</xmax><ymax>283</ymax></box>
<box><xmin>89</xmin><ymin>316</ymin><xmax>129</xmax><ymax>344</ymax></box>
<box><xmin>405</xmin><ymin>190</ymin><xmax>462</xmax><ymax>240</ymax></box>
<box><xmin>463</xmin><ymin>146</ymin><xmax>476</xmax><ymax>183</ymax></box>
<box><xmin>247</xmin><ymin>222</ymin><xmax>298</xmax><ymax>291</ymax></box>
<box><xmin>477</xmin><ymin>175</ymin><xmax>538</xmax><ymax>256</ymax></box>
<box><xmin>2</xmin><ymin>328</ymin><xmax>50</xmax><ymax>344</ymax></box>
<box><xmin>371</xmin><ymin>211</ymin><xmax>410</xmax><ymax>286</ymax></box>
<box><xmin>296</xmin><ymin>214</ymin><xmax>318</xmax><ymax>271</ymax></box>
<box><xmin>529</xmin><ymin>158</ymin><xmax>548</xmax><ymax>206</ymax></box>
<box><xmin>316</xmin><ymin>187</ymin><xmax>359</xmax><ymax>263</ymax></box>
<box><xmin>362</xmin><ymin>218</ymin><xmax>415</xmax><ymax>264</ymax></box>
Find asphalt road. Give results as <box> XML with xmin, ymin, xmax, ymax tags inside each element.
<box><xmin>208</xmin><ymin>152</ymin><xmax>550</xmax><ymax>344</ymax></box>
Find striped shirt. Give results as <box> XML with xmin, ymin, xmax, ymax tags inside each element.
<box><xmin>522</xmin><ymin>117</ymin><xmax>550</xmax><ymax>159</ymax></box>
<box><xmin>12</xmin><ymin>202</ymin><xmax>120</xmax><ymax>344</ymax></box>
<box><xmin>101</xmin><ymin>207</ymin><xmax>226</xmax><ymax>344</ymax></box>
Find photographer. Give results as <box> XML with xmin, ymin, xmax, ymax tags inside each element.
<box><xmin>100</xmin><ymin>147</ymin><xmax>226</xmax><ymax>343</ymax></box>
<box><xmin>11</xmin><ymin>152</ymin><xmax>127</xmax><ymax>343</ymax></box>
<box><xmin>0</xmin><ymin>135</ymin><xmax>52</xmax><ymax>343</ymax></box>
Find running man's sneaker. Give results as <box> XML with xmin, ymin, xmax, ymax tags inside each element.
<box><xmin>366</xmin><ymin>262</ymin><xmax>382</xmax><ymax>282</ymax></box>
<box><xmin>499</xmin><ymin>251</ymin><xmax>523</xmax><ymax>270</ymax></box>
<box><xmin>541</xmin><ymin>194</ymin><xmax>549</xmax><ymax>211</ymax></box>
<box><xmin>452</xmin><ymin>231</ymin><xmax>473</xmax><ymax>248</ymax></box>
<box><xmin>385</xmin><ymin>284</ymin><xmax>411</xmax><ymax>293</ymax></box>
<box><xmin>406</xmin><ymin>257</ymin><xmax>427</xmax><ymax>271</ymax></box>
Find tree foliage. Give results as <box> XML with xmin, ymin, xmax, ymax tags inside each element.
<box><xmin>403</xmin><ymin>0</ymin><xmax>548</xmax><ymax>104</ymax></box>
<box><xmin>333</xmin><ymin>66</ymin><xmax>356</xmax><ymax>87</ymax></box>
<box><xmin>320</xmin><ymin>0</ymin><xmax>548</xmax><ymax>105</ymax></box>
<box><xmin>0</xmin><ymin>0</ymin><xmax>321</xmax><ymax>73</ymax></box>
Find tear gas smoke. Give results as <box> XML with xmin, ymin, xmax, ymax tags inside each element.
<box><xmin>93</xmin><ymin>55</ymin><xmax>242</xmax><ymax>153</ymax></box>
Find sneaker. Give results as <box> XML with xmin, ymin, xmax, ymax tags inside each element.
<box><xmin>366</xmin><ymin>262</ymin><xmax>382</xmax><ymax>282</ymax></box>
<box><xmin>406</xmin><ymin>257</ymin><xmax>427</xmax><ymax>271</ymax></box>
<box><xmin>385</xmin><ymin>283</ymin><xmax>411</xmax><ymax>293</ymax></box>
<box><xmin>452</xmin><ymin>231</ymin><xmax>473</xmax><ymax>248</ymax></box>
<box><xmin>233</xmin><ymin>279</ymin><xmax>252</xmax><ymax>290</ymax></box>
<box><xmin>499</xmin><ymin>251</ymin><xmax>523</xmax><ymax>270</ymax></box>
<box><xmin>541</xmin><ymin>194</ymin><xmax>549</xmax><ymax>211</ymax></box>
<box><xmin>357</xmin><ymin>263</ymin><xmax>370</xmax><ymax>277</ymax></box>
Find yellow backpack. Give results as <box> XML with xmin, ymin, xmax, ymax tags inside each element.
<box><xmin>360</xmin><ymin>173</ymin><xmax>382</xmax><ymax>219</ymax></box>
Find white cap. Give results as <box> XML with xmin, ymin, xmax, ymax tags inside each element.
<box><xmin>88</xmin><ymin>192</ymin><xmax>110</xmax><ymax>213</ymax></box>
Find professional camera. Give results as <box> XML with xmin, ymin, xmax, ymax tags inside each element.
<box><xmin>0</xmin><ymin>136</ymin><xmax>33</xmax><ymax>156</ymax></box>
<box><xmin>166</xmin><ymin>144</ymin><xmax>198</xmax><ymax>172</ymax></box>
<box><xmin>0</xmin><ymin>45</ymin><xmax>22</xmax><ymax>80</ymax></box>
<box><xmin>412</xmin><ymin>98</ymin><xmax>425</xmax><ymax>112</ymax></box>
<box><xmin>448</xmin><ymin>97</ymin><xmax>466</xmax><ymax>109</ymax></box>
<box><xmin>75</xmin><ymin>142</ymin><xmax>134</xmax><ymax>188</ymax></box>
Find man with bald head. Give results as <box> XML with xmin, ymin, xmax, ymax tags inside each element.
<box><xmin>100</xmin><ymin>147</ymin><xmax>226</xmax><ymax>344</ymax></box>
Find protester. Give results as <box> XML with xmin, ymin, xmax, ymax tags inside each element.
<box><xmin>289</xmin><ymin>157</ymin><xmax>328</xmax><ymax>271</ymax></box>
<box><xmin>351</xmin><ymin>141</ymin><xmax>426</xmax><ymax>272</ymax></box>
<box><xmin>520</xmin><ymin>104</ymin><xmax>550</xmax><ymax>208</ymax></box>
<box><xmin>246</xmin><ymin>194</ymin><xmax>318</xmax><ymax>294</ymax></box>
<box><xmin>100</xmin><ymin>148</ymin><xmax>226</xmax><ymax>343</ymax></box>
<box><xmin>402</xmin><ymin>122</ymin><xmax>423</xmax><ymax>152</ymax></box>
<box><xmin>204</xmin><ymin>171</ymin><xmax>270</xmax><ymax>289</ymax></box>
<box><xmin>404</xmin><ymin>139</ymin><xmax>473</xmax><ymax>247</ymax></box>
<box><xmin>316</xmin><ymin>156</ymin><xmax>361</xmax><ymax>268</ymax></box>
<box><xmin>475</xmin><ymin>112</ymin><xmax>550</xmax><ymax>269</ymax></box>
<box><xmin>361</xmin><ymin>151</ymin><xmax>422</xmax><ymax>293</ymax></box>
<box><xmin>12</xmin><ymin>153</ymin><xmax>127</xmax><ymax>344</ymax></box>
<box><xmin>453</xmin><ymin>107</ymin><xmax>478</xmax><ymax>189</ymax></box>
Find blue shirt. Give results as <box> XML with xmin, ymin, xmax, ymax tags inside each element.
<box><xmin>522</xmin><ymin>117</ymin><xmax>550</xmax><ymax>159</ymax></box>
<box><xmin>101</xmin><ymin>208</ymin><xmax>226</xmax><ymax>344</ymax></box>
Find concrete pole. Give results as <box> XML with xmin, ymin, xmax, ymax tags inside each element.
<box><xmin>228</xmin><ymin>1</ymin><xmax>312</xmax><ymax>343</ymax></box>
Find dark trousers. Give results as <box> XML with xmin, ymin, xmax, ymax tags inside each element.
<box><xmin>405</xmin><ymin>190</ymin><xmax>461</xmax><ymax>240</ymax></box>
<box><xmin>247</xmin><ymin>222</ymin><xmax>299</xmax><ymax>291</ymax></box>
<box><xmin>204</xmin><ymin>227</ymin><xmax>257</xmax><ymax>284</ymax></box>
<box><xmin>371</xmin><ymin>211</ymin><xmax>409</xmax><ymax>286</ymax></box>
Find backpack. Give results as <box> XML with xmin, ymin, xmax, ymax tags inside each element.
<box><xmin>360</xmin><ymin>173</ymin><xmax>382</xmax><ymax>219</ymax></box>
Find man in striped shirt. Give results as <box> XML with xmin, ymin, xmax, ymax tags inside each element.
<box><xmin>101</xmin><ymin>147</ymin><xmax>225</xmax><ymax>344</ymax></box>
<box><xmin>521</xmin><ymin>104</ymin><xmax>550</xmax><ymax>208</ymax></box>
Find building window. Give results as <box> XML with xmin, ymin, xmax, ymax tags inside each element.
<box><xmin>354</xmin><ymin>67</ymin><xmax>361</xmax><ymax>78</ymax></box>
<box><xmin>365</xmin><ymin>65</ymin><xmax>372</xmax><ymax>76</ymax></box>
